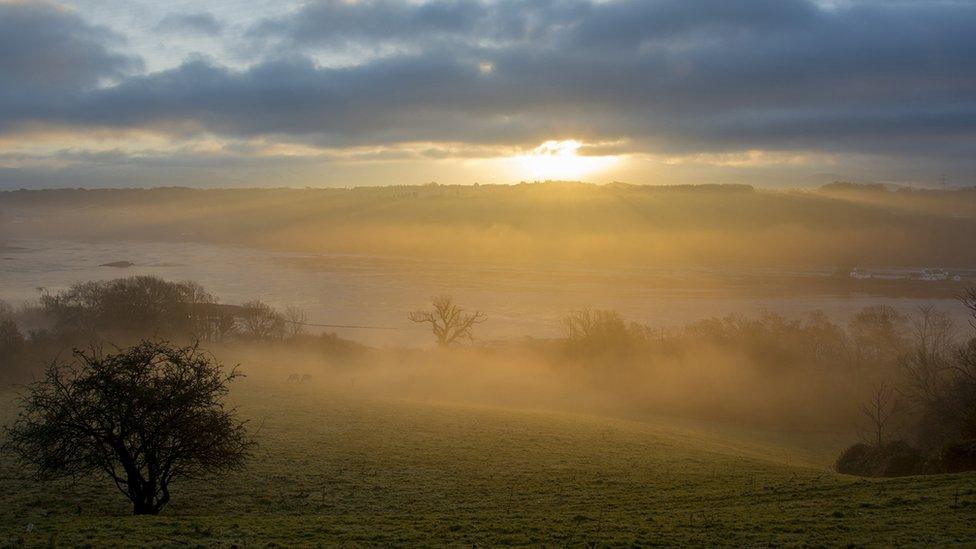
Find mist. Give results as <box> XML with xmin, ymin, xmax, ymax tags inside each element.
<box><xmin>4</xmin><ymin>0</ymin><xmax>976</xmax><ymax>541</ymax></box>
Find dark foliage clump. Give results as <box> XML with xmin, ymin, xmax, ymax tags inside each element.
<box><xmin>933</xmin><ymin>440</ymin><xmax>976</xmax><ymax>474</ymax></box>
<box><xmin>39</xmin><ymin>276</ymin><xmax>217</xmax><ymax>339</ymax></box>
<box><xmin>0</xmin><ymin>301</ymin><xmax>28</xmax><ymax>383</ymax></box>
<box><xmin>562</xmin><ymin>309</ymin><xmax>650</xmax><ymax>359</ymax></box>
<box><xmin>835</xmin><ymin>441</ymin><xmax>925</xmax><ymax>478</ymax></box>
<box><xmin>0</xmin><ymin>318</ymin><xmax>24</xmax><ymax>354</ymax></box>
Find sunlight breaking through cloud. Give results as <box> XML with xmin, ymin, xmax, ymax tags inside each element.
<box><xmin>514</xmin><ymin>140</ymin><xmax>619</xmax><ymax>181</ymax></box>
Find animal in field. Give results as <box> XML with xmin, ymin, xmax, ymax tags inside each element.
<box><xmin>287</xmin><ymin>373</ymin><xmax>300</xmax><ymax>382</ymax></box>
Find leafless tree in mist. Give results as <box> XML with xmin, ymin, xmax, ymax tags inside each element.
<box><xmin>899</xmin><ymin>306</ymin><xmax>955</xmax><ymax>406</ymax></box>
<box><xmin>409</xmin><ymin>296</ymin><xmax>486</xmax><ymax>346</ymax></box>
<box><xmin>951</xmin><ymin>288</ymin><xmax>976</xmax><ymax>384</ymax></box>
<box><xmin>861</xmin><ymin>381</ymin><xmax>897</xmax><ymax>448</ymax></box>
<box><xmin>238</xmin><ymin>300</ymin><xmax>285</xmax><ymax>340</ymax></box>
<box><xmin>284</xmin><ymin>306</ymin><xmax>308</xmax><ymax>338</ymax></box>
<box><xmin>960</xmin><ymin>287</ymin><xmax>976</xmax><ymax>331</ymax></box>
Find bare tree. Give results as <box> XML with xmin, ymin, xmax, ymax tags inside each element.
<box><xmin>237</xmin><ymin>300</ymin><xmax>285</xmax><ymax>340</ymax></box>
<box><xmin>860</xmin><ymin>382</ymin><xmax>898</xmax><ymax>448</ymax></box>
<box><xmin>899</xmin><ymin>306</ymin><xmax>955</xmax><ymax>406</ymax></box>
<box><xmin>960</xmin><ymin>287</ymin><xmax>976</xmax><ymax>331</ymax></box>
<box><xmin>561</xmin><ymin>308</ymin><xmax>648</xmax><ymax>357</ymax></box>
<box><xmin>848</xmin><ymin>305</ymin><xmax>908</xmax><ymax>368</ymax></box>
<box><xmin>283</xmin><ymin>305</ymin><xmax>308</xmax><ymax>339</ymax></box>
<box><xmin>409</xmin><ymin>296</ymin><xmax>486</xmax><ymax>346</ymax></box>
<box><xmin>2</xmin><ymin>340</ymin><xmax>252</xmax><ymax>515</ymax></box>
<box><xmin>0</xmin><ymin>317</ymin><xmax>24</xmax><ymax>348</ymax></box>
<box><xmin>952</xmin><ymin>288</ymin><xmax>976</xmax><ymax>382</ymax></box>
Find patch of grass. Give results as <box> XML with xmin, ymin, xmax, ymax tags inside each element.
<box><xmin>1</xmin><ymin>381</ymin><xmax>975</xmax><ymax>546</ymax></box>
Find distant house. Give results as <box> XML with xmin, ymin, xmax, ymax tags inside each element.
<box><xmin>849</xmin><ymin>266</ymin><xmax>962</xmax><ymax>282</ymax></box>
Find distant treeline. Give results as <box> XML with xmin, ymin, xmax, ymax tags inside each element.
<box><xmin>544</xmin><ymin>305</ymin><xmax>915</xmax><ymax>426</ymax></box>
<box><xmin>4</xmin><ymin>275</ymin><xmax>976</xmax><ymax>477</ymax></box>
<box><xmin>0</xmin><ymin>277</ymin><xmax>976</xmax><ymax>437</ymax></box>
<box><xmin>2</xmin><ymin>182</ymin><xmax>975</xmax><ymax>267</ymax></box>
<box><xmin>552</xmin><ymin>298</ymin><xmax>976</xmax><ymax>476</ymax></box>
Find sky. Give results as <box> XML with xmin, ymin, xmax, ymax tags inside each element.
<box><xmin>1</xmin><ymin>0</ymin><xmax>975</xmax><ymax>189</ymax></box>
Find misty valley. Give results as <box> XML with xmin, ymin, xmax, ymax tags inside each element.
<box><xmin>2</xmin><ymin>184</ymin><xmax>976</xmax><ymax>546</ymax></box>
<box><xmin>3</xmin><ymin>0</ymin><xmax>976</xmax><ymax>544</ymax></box>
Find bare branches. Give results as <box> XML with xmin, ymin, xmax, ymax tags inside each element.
<box><xmin>947</xmin><ymin>287</ymin><xmax>976</xmax><ymax>387</ymax></box>
<box><xmin>959</xmin><ymin>287</ymin><xmax>976</xmax><ymax>332</ymax></box>
<box><xmin>409</xmin><ymin>296</ymin><xmax>486</xmax><ymax>346</ymax></box>
<box><xmin>860</xmin><ymin>382</ymin><xmax>898</xmax><ymax>448</ymax></box>
<box><xmin>899</xmin><ymin>307</ymin><xmax>955</xmax><ymax>406</ymax></box>
<box><xmin>283</xmin><ymin>306</ymin><xmax>308</xmax><ymax>338</ymax></box>
<box><xmin>237</xmin><ymin>300</ymin><xmax>286</xmax><ymax>341</ymax></box>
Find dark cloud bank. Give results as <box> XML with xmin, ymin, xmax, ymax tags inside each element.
<box><xmin>1</xmin><ymin>0</ymin><xmax>975</xmax><ymax>187</ymax></box>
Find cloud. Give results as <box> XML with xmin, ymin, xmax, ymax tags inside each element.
<box><xmin>0</xmin><ymin>1</ymin><xmax>140</xmax><ymax>89</ymax></box>
<box><xmin>248</xmin><ymin>0</ymin><xmax>492</xmax><ymax>51</ymax></box>
<box><xmin>1</xmin><ymin>0</ymin><xmax>975</xmax><ymax>186</ymax></box>
<box><xmin>155</xmin><ymin>12</ymin><xmax>224</xmax><ymax>36</ymax></box>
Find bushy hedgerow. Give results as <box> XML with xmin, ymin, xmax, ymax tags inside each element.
<box><xmin>836</xmin><ymin>441</ymin><xmax>926</xmax><ymax>478</ymax></box>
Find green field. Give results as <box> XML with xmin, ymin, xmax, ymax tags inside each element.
<box><xmin>2</xmin><ymin>379</ymin><xmax>975</xmax><ymax>547</ymax></box>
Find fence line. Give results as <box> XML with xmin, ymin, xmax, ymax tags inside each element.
<box><xmin>283</xmin><ymin>319</ymin><xmax>400</xmax><ymax>330</ymax></box>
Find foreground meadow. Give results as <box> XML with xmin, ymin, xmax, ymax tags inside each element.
<box><xmin>2</xmin><ymin>377</ymin><xmax>975</xmax><ymax>547</ymax></box>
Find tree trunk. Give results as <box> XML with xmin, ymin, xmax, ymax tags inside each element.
<box><xmin>132</xmin><ymin>500</ymin><xmax>158</xmax><ymax>515</ymax></box>
<box><xmin>131</xmin><ymin>482</ymin><xmax>160</xmax><ymax>515</ymax></box>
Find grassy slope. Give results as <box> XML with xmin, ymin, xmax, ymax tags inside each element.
<box><xmin>2</xmin><ymin>381</ymin><xmax>975</xmax><ymax>547</ymax></box>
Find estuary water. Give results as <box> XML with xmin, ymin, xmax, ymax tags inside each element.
<box><xmin>0</xmin><ymin>238</ymin><xmax>967</xmax><ymax>346</ymax></box>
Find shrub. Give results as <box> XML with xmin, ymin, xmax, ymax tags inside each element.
<box><xmin>563</xmin><ymin>309</ymin><xmax>647</xmax><ymax>358</ymax></box>
<box><xmin>935</xmin><ymin>440</ymin><xmax>976</xmax><ymax>473</ymax></box>
<box><xmin>0</xmin><ymin>319</ymin><xmax>24</xmax><ymax>350</ymax></box>
<box><xmin>836</xmin><ymin>441</ymin><xmax>925</xmax><ymax>477</ymax></box>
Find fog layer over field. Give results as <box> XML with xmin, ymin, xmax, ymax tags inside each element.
<box><xmin>3</xmin><ymin>183</ymin><xmax>976</xmax><ymax>267</ymax></box>
<box><xmin>4</xmin><ymin>272</ymin><xmax>971</xmax><ymax>442</ymax></box>
<box><xmin>3</xmin><ymin>183</ymin><xmax>976</xmax><ymax>434</ymax></box>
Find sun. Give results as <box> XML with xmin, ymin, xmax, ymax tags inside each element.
<box><xmin>516</xmin><ymin>139</ymin><xmax>616</xmax><ymax>181</ymax></box>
